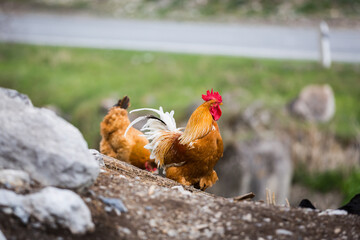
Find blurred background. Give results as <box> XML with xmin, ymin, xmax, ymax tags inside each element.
<box><xmin>0</xmin><ymin>0</ymin><xmax>359</xmax><ymax>209</ymax></box>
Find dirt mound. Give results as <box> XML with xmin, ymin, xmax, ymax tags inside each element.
<box><xmin>1</xmin><ymin>154</ymin><xmax>359</xmax><ymax>239</ymax></box>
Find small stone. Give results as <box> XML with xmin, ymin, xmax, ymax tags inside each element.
<box><xmin>334</xmin><ymin>228</ymin><xmax>341</xmax><ymax>234</ymax></box>
<box><xmin>263</xmin><ymin>218</ymin><xmax>271</xmax><ymax>223</ymax></box>
<box><xmin>145</xmin><ymin>206</ymin><xmax>153</xmax><ymax>211</ymax></box>
<box><xmin>2</xmin><ymin>207</ymin><xmax>12</xmax><ymax>214</ymax></box>
<box><xmin>114</xmin><ymin>208</ymin><xmax>121</xmax><ymax>216</ymax></box>
<box><xmin>0</xmin><ymin>169</ymin><xmax>31</xmax><ymax>190</ymax></box>
<box><xmin>242</xmin><ymin>213</ymin><xmax>252</xmax><ymax>222</ymax></box>
<box><xmin>32</xmin><ymin>222</ymin><xmax>42</xmax><ymax>229</ymax></box>
<box><xmin>149</xmin><ymin>219</ymin><xmax>157</xmax><ymax>227</ymax></box>
<box><xmin>13</xmin><ymin>206</ymin><xmax>29</xmax><ymax>224</ymax></box>
<box><xmin>167</xmin><ymin>229</ymin><xmax>177</xmax><ymax>237</ymax></box>
<box><xmin>99</xmin><ymin>196</ymin><xmax>128</xmax><ymax>213</ymax></box>
<box><xmin>148</xmin><ymin>185</ymin><xmax>156</xmax><ymax>195</ymax></box>
<box><xmin>137</xmin><ymin>230</ymin><xmax>146</xmax><ymax>239</ymax></box>
<box><xmin>171</xmin><ymin>186</ymin><xmax>192</xmax><ymax>196</ymax></box>
<box><xmin>118</xmin><ymin>226</ymin><xmax>131</xmax><ymax>235</ymax></box>
<box><xmin>195</xmin><ymin>224</ymin><xmax>208</xmax><ymax>230</ymax></box>
<box><xmin>319</xmin><ymin>209</ymin><xmax>348</xmax><ymax>216</ymax></box>
<box><xmin>204</xmin><ymin>229</ymin><xmax>213</xmax><ymax>238</ymax></box>
<box><xmin>216</xmin><ymin>226</ymin><xmax>225</xmax><ymax>236</ymax></box>
<box><xmin>276</xmin><ymin>229</ymin><xmax>293</xmax><ymax>236</ymax></box>
<box><xmin>104</xmin><ymin>206</ymin><xmax>112</xmax><ymax>212</ymax></box>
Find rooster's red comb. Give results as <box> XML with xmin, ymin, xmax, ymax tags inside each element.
<box><xmin>202</xmin><ymin>89</ymin><xmax>222</xmax><ymax>103</ymax></box>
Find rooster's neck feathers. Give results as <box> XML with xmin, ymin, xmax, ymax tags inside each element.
<box><xmin>179</xmin><ymin>101</ymin><xmax>214</xmax><ymax>145</ymax></box>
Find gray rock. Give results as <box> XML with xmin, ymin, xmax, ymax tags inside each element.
<box><xmin>276</xmin><ymin>229</ymin><xmax>293</xmax><ymax>236</ymax></box>
<box><xmin>209</xmin><ymin>139</ymin><xmax>292</xmax><ymax>204</ymax></box>
<box><xmin>288</xmin><ymin>84</ymin><xmax>335</xmax><ymax>122</ymax></box>
<box><xmin>0</xmin><ymin>87</ymin><xmax>99</xmax><ymax>190</ymax></box>
<box><xmin>0</xmin><ymin>87</ymin><xmax>33</xmax><ymax>106</ymax></box>
<box><xmin>89</xmin><ymin>149</ymin><xmax>105</xmax><ymax>167</ymax></box>
<box><xmin>0</xmin><ymin>187</ymin><xmax>94</xmax><ymax>234</ymax></box>
<box><xmin>99</xmin><ymin>196</ymin><xmax>128</xmax><ymax>213</ymax></box>
<box><xmin>0</xmin><ymin>229</ymin><xmax>6</xmax><ymax>240</ymax></box>
<box><xmin>0</xmin><ymin>169</ymin><xmax>31</xmax><ymax>190</ymax></box>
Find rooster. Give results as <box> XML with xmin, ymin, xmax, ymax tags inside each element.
<box><xmin>100</xmin><ymin>96</ymin><xmax>157</xmax><ymax>171</ymax></box>
<box><xmin>125</xmin><ymin>89</ymin><xmax>223</xmax><ymax>190</ymax></box>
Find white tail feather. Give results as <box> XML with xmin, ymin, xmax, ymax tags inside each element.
<box><xmin>125</xmin><ymin>107</ymin><xmax>183</xmax><ymax>165</ymax></box>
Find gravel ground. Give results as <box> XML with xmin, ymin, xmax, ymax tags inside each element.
<box><xmin>1</xmin><ymin>155</ymin><xmax>360</xmax><ymax>240</ymax></box>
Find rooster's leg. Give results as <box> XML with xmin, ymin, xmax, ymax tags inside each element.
<box><xmin>199</xmin><ymin>170</ymin><xmax>218</xmax><ymax>190</ymax></box>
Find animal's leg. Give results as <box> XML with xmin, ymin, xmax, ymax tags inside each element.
<box><xmin>199</xmin><ymin>170</ymin><xmax>218</xmax><ymax>190</ymax></box>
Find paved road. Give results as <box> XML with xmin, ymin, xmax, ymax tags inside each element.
<box><xmin>1</xmin><ymin>12</ymin><xmax>359</xmax><ymax>62</ymax></box>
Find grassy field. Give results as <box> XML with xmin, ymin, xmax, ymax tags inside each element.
<box><xmin>1</xmin><ymin>42</ymin><xmax>360</xmax><ymax>202</ymax></box>
<box><xmin>1</xmin><ymin>43</ymin><xmax>359</xmax><ymax>148</ymax></box>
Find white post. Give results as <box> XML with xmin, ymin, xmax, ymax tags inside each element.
<box><xmin>319</xmin><ymin>21</ymin><xmax>331</xmax><ymax>68</ymax></box>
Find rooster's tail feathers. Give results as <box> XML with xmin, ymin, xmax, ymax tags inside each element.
<box><xmin>124</xmin><ymin>107</ymin><xmax>182</xmax><ymax>166</ymax></box>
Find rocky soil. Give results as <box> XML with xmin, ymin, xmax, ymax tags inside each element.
<box><xmin>2</xmin><ymin>153</ymin><xmax>360</xmax><ymax>240</ymax></box>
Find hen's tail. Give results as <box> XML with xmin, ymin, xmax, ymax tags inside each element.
<box><xmin>124</xmin><ymin>107</ymin><xmax>183</xmax><ymax>166</ymax></box>
<box><xmin>114</xmin><ymin>96</ymin><xmax>130</xmax><ymax>109</ymax></box>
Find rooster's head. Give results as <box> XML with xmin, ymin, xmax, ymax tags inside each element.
<box><xmin>202</xmin><ymin>89</ymin><xmax>223</xmax><ymax>121</ymax></box>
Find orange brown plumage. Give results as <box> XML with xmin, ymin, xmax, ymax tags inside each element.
<box><xmin>100</xmin><ymin>96</ymin><xmax>156</xmax><ymax>170</ymax></box>
<box><xmin>126</xmin><ymin>89</ymin><xmax>223</xmax><ymax>190</ymax></box>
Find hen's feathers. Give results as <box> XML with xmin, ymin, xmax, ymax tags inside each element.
<box><xmin>100</xmin><ymin>96</ymin><xmax>153</xmax><ymax>169</ymax></box>
<box><xmin>115</xmin><ymin>95</ymin><xmax>130</xmax><ymax>109</ymax></box>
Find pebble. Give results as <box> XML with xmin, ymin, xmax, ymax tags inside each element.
<box><xmin>171</xmin><ymin>186</ymin><xmax>192</xmax><ymax>196</ymax></box>
<box><xmin>137</xmin><ymin>230</ymin><xmax>146</xmax><ymax>239</ymax></box>
<box><xmin>242</xmin><ymin>213</ymin><xmax>252</xmax><ymax>222</ymax></box>
<box><xmin>216</xmin><ymin>226</ymin><xmax>225</xmax><ymax>236</ymax></box>
<box><xmin>318</xmin><ymin>209</ymin><xmax>348</xmax><ymax>216</ymax></box>
<box><xmin>263</xmin><ymin>218</ymin><xmax>271</xmax><ymax>223</ymax></box>
<box><xmin>215</xmin><ymin>212</ymin><xmax>222</xmax><ymax>219</ymax></box>
<box><xmin>149</xmin><ymin>219</ymin><xmax>157</xmax><ymax>227</ymax></box>
<box><xmin>204</xmin><ymin>229</ymin><xmax>213</xmax><ymax>238</ymax></box>
<box><xmin>195</xmin><ymin>223</ymin><xmax>208</xmax><ymax>230</ymax></box>
<box><xmin>145</xmin><ymin>206</ymin><xmax>153</xmax><ymax>211</ymax></box>
<box><xmin>118</xmin><ymin>226</ymin><xmax>131</xmax><ymax>235</ymax></box>
<box><xmin>104</xmin><ymin>206</ymin><xmax>112</xmax><ymax>212</ymax></box>
<box><xmin>99</xmin><ymin>196</ymin><xmax>128</xmax><ymax>213</ymax></box>
<box><xmin>167</xmin><ymin>229</ymin><xmax>177</xmax><ymax>237</ymax></box>
<box><xmin>334</xmin><ymin>228</ymin><xmax>341</xmax><ymax>234</ymax></box>
<box><xmin>32</xmin><ymin>222</ymin><xmax>42</xmax><ymax>229</ymax></box>
<box><xmin>148</xmin><ymin>185</ymin><xmax>156</xmax><ymax>195</ymax></box>
<box><xmin>276</xmin><ymin>229</ymin><xmax>293</xmax><ymax>236</ymax></box>
<box><xmin>2</xmin><ymin>207</ymin><xmax>12</xmax><ymax>214</ymax></box>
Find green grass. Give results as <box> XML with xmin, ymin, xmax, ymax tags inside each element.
<box><xmin>0</xmin><ymin>43</ymin><xmax>360</xmax><ymax>149</ymax></box>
